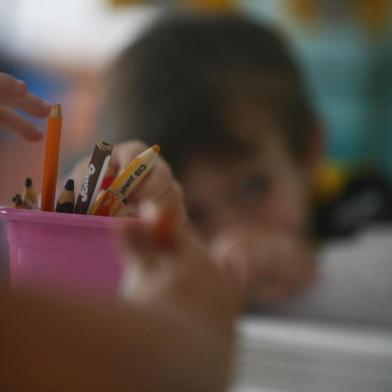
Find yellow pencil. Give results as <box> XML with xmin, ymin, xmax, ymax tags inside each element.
<box><xmin>92</xmin><ymin>145</ymin><xmax>160</xmax><ymax>216</ymax></box>
<box><xmin>41</xmin><ymin>104</ymin><xmax>62</xmax><ymax>211</ymax></box>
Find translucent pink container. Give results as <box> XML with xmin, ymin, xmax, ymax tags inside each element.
<box><xmin>0</xmin><ymin>208</ymin><xmax>129</xmax><ymax>298</ymax></box>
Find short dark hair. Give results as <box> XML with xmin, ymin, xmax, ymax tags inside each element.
<box><xmin>103</xmin><ymin>13</ymin><xmax>315</xmax><ymax>172</ymax></box>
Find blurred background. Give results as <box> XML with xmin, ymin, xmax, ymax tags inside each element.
<box><xmin>1</xmin><ymin>3</ymin><xmax>392</xmax><ymax>391</ymax></box>
<box><xmin>0</xmin><ymin>0</ymin><xmax>392</xmax><ymax>206</ymax></box>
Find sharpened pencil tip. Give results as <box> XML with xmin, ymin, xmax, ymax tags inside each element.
<box><xmin>64</xmin><ymin>179</ymin><xmax>74</xmax><ymax>191</ymax></box>
<box><xmin>50</xmin><ymin>104</ymin><xmax>62</xmax><ymax>118</ymax></box>
<box><xmin>25</xmin><ymin>177</ymin><xmax>32</xmax><ymax>187</ymax></box>
<box><xmin>152</xmin><ymin>144</ymin><xmax>160</xmax><ymax>153</ymax></box>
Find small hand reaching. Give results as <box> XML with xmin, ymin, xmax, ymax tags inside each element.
<box><xmin>0</xmin><ymin>72</ymin><xmax>51</xmax><ymax>141</ymax></box>
<box><xmin>71</xmin><ymin>140</ymin><xmax>186</xmax><ymax>223</ymax></box>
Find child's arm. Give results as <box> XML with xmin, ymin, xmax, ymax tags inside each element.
<box><xmin>0</xmin><ymin>215</ymin><xmax>239</xmax><ymax>391</ymax></box>
<box><xmin>0</xmin><ymin>72</ymin><xmax>51</xmax><ymax>140</ymax></box>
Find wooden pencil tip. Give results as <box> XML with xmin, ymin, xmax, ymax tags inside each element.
<box><xmin>64</xmin><ymin>179</ymin><xmax>74</xmax><ymax>191</ymax></box>
<box><xmin>50</xmin><ymin>104</ymin><xmax>62</xmax><ymax>118</ymax></box>
<box><xmin>152</xmin><ymin>144</ymin><xmax>160</xmax><ymax>153</ymax></box>
<box><xmin>25</xmin><ymin>177</ymin><xmax>33</xmax><ymax>187</ymax></box>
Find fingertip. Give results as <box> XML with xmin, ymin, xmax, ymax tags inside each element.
<box><xmin>27</xmin><ymin>95</ymin><xmax>52</xmax><ymax>117</ymax></box>
<box><xmin>38</xmin><ymin>99</ymin><xmax>52</xmax><ymax>116</ymax></box>
<box><xmin>31</xmin><ymin>99</ymin><xmax>52</xmax><ymax>117</ymax></box>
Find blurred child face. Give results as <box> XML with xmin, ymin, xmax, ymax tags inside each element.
<box><xmin>180</xmin><ymin>129</ymin><xmax>312</xmax><ymax>241</ymax></box>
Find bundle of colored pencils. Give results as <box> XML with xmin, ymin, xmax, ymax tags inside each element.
<box><xmin>11</xmin><ymin>104</ymin><xmax>161</xmax><ymax>218</ymax></box>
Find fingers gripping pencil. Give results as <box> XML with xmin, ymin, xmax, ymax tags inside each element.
<box><xmin>92</xmin><ymin>145</ymin><xmax>160</xmax><ymax>217</ymax></box>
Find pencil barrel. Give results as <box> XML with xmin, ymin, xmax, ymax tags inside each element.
<box><xmin>41</xmin><ymin>105</ymin><xmax>62</xmax><ymax>212</ymax></box>
<box><xmin>74</xmin><ymin>142</ymin><xmax>113</xmax><ymax>215</ymax></box>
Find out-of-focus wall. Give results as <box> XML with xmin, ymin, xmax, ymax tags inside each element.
<box><xmin>239</xmin><ymin>0</ymin><xmax>392</xmax><ymax>179</ymax></box>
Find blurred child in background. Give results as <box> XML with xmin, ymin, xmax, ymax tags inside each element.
<box><xmin>95</xmin><ymin>14</ymin><xmax>321</xmax><ymax>304</ymax></box>
<box><xmin>72</xmin><ymin>14</ymin><xmax>392</xmax><ymax>322</ymax></box>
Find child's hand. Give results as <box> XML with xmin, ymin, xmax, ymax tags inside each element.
<box><xmin>121</xmin><ymin>205</ymin><xmax>239</xmax><ymax>392</ymax></box>
<box><xmin>71</xmin><ymin>140</ymin><xmax>186</xmax><ymax>221</ymax></box>
<box><xmin>211</xmin><ymin>225</ymin><xmax>317</xmax><ymax>305</ymax></box>
<box><xmin>0</xmin><ymin>73</ymin><xmax>51</xmax><ymax>140</ymax></box>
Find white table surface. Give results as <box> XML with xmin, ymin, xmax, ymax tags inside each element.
<box><xmin>232</xmin><ymin>317</ymin><xmax>392</xmax><ymax>392</ymax></box>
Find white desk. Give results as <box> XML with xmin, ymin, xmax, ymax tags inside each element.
<box><xmin>232</xmin><ymin>317</ymin><xmax>392</xmax><ymax>392</ymax></box>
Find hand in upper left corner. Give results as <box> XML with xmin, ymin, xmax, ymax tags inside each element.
<box><xmin>0</xmin><ymin>72</ymin><xmax>52</xmax><ymax>141</ymax></box>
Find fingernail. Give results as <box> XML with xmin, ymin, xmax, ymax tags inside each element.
<box><xmin>13</xmin><ymin>80</ymin><xmax>27</xmax><ymax>96</ymax></box>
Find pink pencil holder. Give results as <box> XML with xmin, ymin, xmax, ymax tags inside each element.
<box><xmin>0</xmin><ymin>208</ymin><xmax>129</xmax><ymax>298</ymax></box>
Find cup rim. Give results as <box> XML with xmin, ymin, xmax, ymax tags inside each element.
<box><xmin>0</xmin><ymin>207</ymin><xmax>134</xmax><ymax>229</ymax></box>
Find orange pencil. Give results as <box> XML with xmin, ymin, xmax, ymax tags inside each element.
<box><xmin>41</xmin><ymin>104</ymin><xmax>62</xmax><ymax>211</ymax></box>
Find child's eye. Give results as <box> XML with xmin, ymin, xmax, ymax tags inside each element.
<box><xmin>235</xmin><ymin>174</ymin><xmax>270</xmax><ymax>201</ymax></box>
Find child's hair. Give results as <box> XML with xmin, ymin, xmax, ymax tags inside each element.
<box><xmin>103</xmin><ymin>13</ymin><xmax>315</xmax><ymax>172</ymax></box>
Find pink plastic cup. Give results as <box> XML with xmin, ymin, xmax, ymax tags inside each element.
<box><xmin>0</xmin><ymin>208</ymin><xmax>130</xmax><ymax>298</ymax></box>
